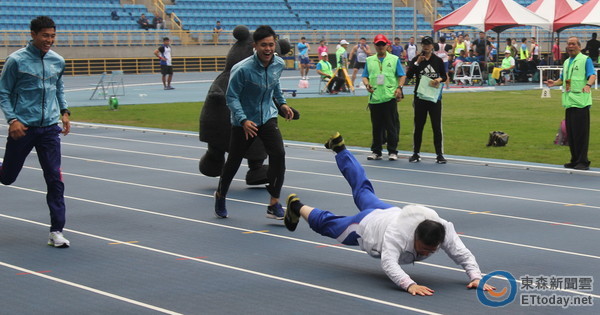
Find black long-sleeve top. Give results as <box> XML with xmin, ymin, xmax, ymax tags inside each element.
<box><xmin>406</xmin><ymin>54</ymin><xmax>447</xmax><ymax>93</ymax></box>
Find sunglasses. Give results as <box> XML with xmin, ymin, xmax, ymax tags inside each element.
<box><xmin>375</xmin><ymin>42</ymin><xmax>387</xmax><ymax>46</ymax></box>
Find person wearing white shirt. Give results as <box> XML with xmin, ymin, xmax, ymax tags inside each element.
<box><xmin>283</xmin><ymin>133</ymin><xmax>496</xmax><ymax>296</ymax></box>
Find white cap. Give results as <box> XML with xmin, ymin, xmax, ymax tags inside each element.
<box><xmin>321</xmin><ymin>51</ymin><xmax>328</xmax><ymax>56</ymax></box>
<box><xmin>340</xmin><ymin>39</ymin><xmax>349</xmax><ymax>45</ymax></box>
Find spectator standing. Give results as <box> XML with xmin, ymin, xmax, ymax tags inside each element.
<box><xmin>434</xmin><ymin>37</ymin><xmax>452</xmax><ymax>73</ymax></box>
<box><xmin>154</xmin><ymin>37</ymin><xmax>175</xmax><ymax>90</ymax></box>
<box><xmin>511</xmin><ymin>38</ymin><xmax>519</xmax><ymax>55</ymax></box>
<box><xmin>489</xmin><ymin>36</ymin><xmax>497</xmax><ymax>62</ymax></box>
<box><xmin>404</xmin><ymin>36</ymin><xmax>418</xmax><ymax>64</ymax></box>
<box><xmin>472</xmin><ymin>32</ymin><xmax>491</xmax><ymax>63</ymax></box>
<box><xmin>0</xmin><ymin>16</ymin><xmax>71</xmax><ymax>248</ymax></box>
<box><xmin>349</xmin><ymin>37</ymin><xmax>371</xmax><ymax>87</ymax></box>
<box><xmin>582</xmin><ymin>33</ymin><xmax>600</xmax><ymax>63</ymax></box>
<box><xmin>214</xmin><ymin>25</ymin><xmax>295</xmax><ymax>218</ymax></box>
<box><xmin>390</xmin><ymin>37</ymin><xmax>404</xmax><ymax>60</ymax></box>
<box><xmin>464</xmin><ymin>34</ymin><xmax>472</xmax><ymax>54</ymax></box>
<box><xmin>505</xmin><ymin>37</ymin><xmax>518</xmax><ymax>59</ymax></box>
<box><xmin>317</xmin><ymin>40</ymin><xmax>328</xmax><ymax>60</ymax></box>
<box><xmin>547</xmin><ymin>36</ymin><xmax>595</xmax><ymax>171</ymax></box>
<box><xmin>361</xmin><ymin>34</ymin><xmax>406</xmax><ymax>161</ymax></box>
<box><xmin>297</xmin><ymin>37</ymin><xmax>311</xmax><ymax>79</ymax></box>
<box><xmin>452</xmin><ymin>34</ymin><xmax>466</xmax><ymax>57</ymax></box>
<box><xmin>336</xmin><ymin>39</ymin><xmax>350</xmax><ymax>69</ymax></box>
<box><xmin>530</xmin><ymin>37</ymin><xmax>540</xmax><ymax>65</ymax></box>
<box><xmin>406</xmin><ymin>36</ymin><xmax>448</xmax><ymax>164</ymax></box>
<box><xmin>518</xmin><ymin>37</ymin><xmax>530</xmax><ymax>74</ymax></box>
<box><xmin>213</xmin><ymin>21</ymin><xmax>223</xmax><ymax>44</ymax></box>
<box><xmin>552</xmin><ymin>38</ymin><xmax>562</xmax><ymax>65</ymax></box>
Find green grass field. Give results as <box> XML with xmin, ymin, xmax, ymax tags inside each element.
<box><xmin>72</xmin><ymin>89</ymin><xmax>599</xmax><ymax>166</ymax></box>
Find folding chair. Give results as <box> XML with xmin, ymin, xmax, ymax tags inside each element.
<box><xmin>105</xmin><ymin>70</ymin><xmax>125</xmax><ymax>96</ymax></box>
<box><xmin>89</xmin><ymin>72</ymin><xmax>108</xmax><ymax>100</ymax></box>
<box><xmin>318</xmin><ymin>77</ymin><xmax>330</xmax><ymax>94</ymax></box>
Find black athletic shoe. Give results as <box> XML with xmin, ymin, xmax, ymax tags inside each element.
<box><xmin>214</xmin><ymin>192</ymin><xmax>228</xmax><ymax>218</ymax></box>
<box><xmin>324</xmin><ymin>132</ymin><xmax>345</xmax><ymax>153</ymax></box>
<box><xmin>564</xmin><ymin>162</ymin><xmax>576</xmax><ymax>169</ymax></box>
<box><xmin>436</xmin><ymin>155</ymin><xmax>447</xmax><ymax>164</ymax></box>
<box><xmin>409</xmin><ymin>153</ymin><xmax>421</xmax><ymax>163</ymax></box>
<box><xmin>284</xmin><ymin>194</ymin><xmax>302</xmax><ymax>231</ymax></box>
<box><xmin>573</xmin><ymin>163</ymin><xmax>590</xmax><ymax>170</ymax></box>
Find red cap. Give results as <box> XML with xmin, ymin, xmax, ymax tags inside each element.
<box><xmin>373</xmin><ymin>34</ymin><xmax>390</xmax><ymax>45</ymax></box>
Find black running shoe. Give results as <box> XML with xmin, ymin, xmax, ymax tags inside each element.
<box><xmin>284</xmin><ymin>194</ymin><xmax>302</xmax><ymax>231</ymax></box>
<box><xmin>324</xmin><ymin>132</ymin><xmax>345</xmax><ymax>152</ymax></box>
<box><xmin>409</xmin><ymin>153</ymin><xmax>421</xmax><ymax>163</ymax></box>
<box><xmin>436</xmin><ymin>155</ymin><xmax>447</xmax><ymax>164</ymax></box>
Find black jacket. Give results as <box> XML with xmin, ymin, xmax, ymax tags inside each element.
<box><xmin>406</xmin><ymin>53</ymin><xmax>447</xmax><ymax>93</ymax></box>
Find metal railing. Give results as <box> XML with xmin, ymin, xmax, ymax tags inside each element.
<box><xmin>3</xmin><ymin>28</ymin><xmax>598</xmax><ymax>49</ymax></box>
<box><xmin>61</xmin><ymin>56</ymin><xmax>226</xmax><ymax>76</ymax></box>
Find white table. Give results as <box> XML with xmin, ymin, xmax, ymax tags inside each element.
<box><xmin>537</xmin><ymin>65</ymin><xmax>599</xmax><ymax>89</ymax></box>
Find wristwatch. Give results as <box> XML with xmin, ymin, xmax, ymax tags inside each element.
<box><xmin>585</xmin><ymin>84</ymin><xmax>592</xmax><ymax>87</ymax></box>
<box><xmin>61</xmin><ymin>109</ymin><xmax>71</xmax><ymax>116</ymax></box>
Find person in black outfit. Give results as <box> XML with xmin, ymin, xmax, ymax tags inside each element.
<box><xmin>406</xmin><ymin>36</ymin><xmax>448</xmax><ymax>164</ymax></box>
<box><xmin>582</xmin><ymin>33</ymin><xmax>600</xmax><ymax>63</ymax></box>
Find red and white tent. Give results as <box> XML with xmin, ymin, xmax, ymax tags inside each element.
<box><xmin>553</xmin><ymin>0</ymin><xmax>600</xmax><ymax>32</ymax></box>
<box><xmin>527</xmin><ymin>0</ymin><xmax>582</xmax><ymax>28</ymax></box>
<box><xmin>434</xmin><ymin>0</ymin><xmax>552</xmax><ymax>33</ymax></box>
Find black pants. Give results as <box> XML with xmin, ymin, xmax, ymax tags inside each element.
<box><xmin>217</xmin><ymin>118</ymin><xmax>285</xmax><ymax>198</ymax></box>
<box><xmin>327</xmin><ymin>69</ymin><xmax>346</xmax><ymax>92</ymax></box>
<box><xmin>369</xmin><ymin>98</ymin><xmax>399</xmax><ymax>155</ymax></box>
<box><xmin>0</xmin><ymin>124</ymin><xmax>66</xmax><ymax>232</ymax></box>
<box><xmin>413</xmin><ymin>97</ymin><xmax>443</xmax><ymax>156</ymax></box>
<box><xmin>565</xmin><ymin>106</ymin><xmax>591</xmax><ymax>167</ymax></box>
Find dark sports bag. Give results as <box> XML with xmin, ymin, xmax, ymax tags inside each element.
<box><xmin>487</xmin><ymin>131</ymin><xmax>509</xmax><ymax>147</ymax></box>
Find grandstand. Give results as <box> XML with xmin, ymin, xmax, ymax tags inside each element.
<box><xmin>0</xmin><ymin>0</ymin><xmax>597</xmax><ymax>75</ymax></box>
<box><xmin>1</xmin><ymin>0</ymin><xmax>155</xmax><ymax>32</ymax></box>
<box><xmin>164</xmin><ymin>0</ymin><xmax>430</xmax><ymax>31</ymax></box>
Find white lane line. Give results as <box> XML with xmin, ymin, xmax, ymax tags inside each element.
<box><xmin>67</xmin><ymin>129</ymin><xmax>600</xmax><ymax>192</ymax></box>
<box><xmin>460</xmin><ymin>234</ymin><xmax>600</xmax><ymax>260</ymax></box>
<box><xmin>58</xmin><ymin>142</ymin><xmax>600</xmax><ymax>210</ymax></box>
<box><xmin>2</xmin><ymin>207</ymin><xmax>597</xmax><ymax>301</ymax></box>
<box><xmin>54</xmin><ymin>154</ymin><xmax>600</xmax><ymax>232</ymax></box>
<box><xmin>58</xmin><ymin>142</ymin><xmax>600</xmax><ymax>205</ymax></box>
<box><xmin>0</xmin><ymin>261</ymin><xmax>182</xmax><ymax>315</ymax></box>
<box><xmin>0</xmin><ymin>213</ymin><xmax>440</xmax><ymax>315</ymax></box>
<box><xmin>3</xmin><ymin>180</ymin><xmax>600</xmax><ymax>263</ymax></box>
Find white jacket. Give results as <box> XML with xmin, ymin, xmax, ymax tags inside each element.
<box><xmin>356</xmin><ymin>204</ymin><xmax>482</xmax><ymax>290</ymax></box>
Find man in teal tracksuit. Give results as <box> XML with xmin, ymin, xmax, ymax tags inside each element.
<box><xmin>0</xmin><ymin>16</ymin><xmax>72</xmax><ymax>247</ymax></box>
<box><xmin>547</xmin><ymin>36</ymin><xmax>596</xmax><ymax>170</ymax></box>
<box><xmin>214</xmin><ymin>25</ymin><xmax>295</xmax><ymax>219</ymax></box>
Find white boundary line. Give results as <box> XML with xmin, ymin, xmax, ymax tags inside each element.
<box><xmin>66</xmin><ymin>130</ymin><xmax>600</xmax><ymax>192</ymax></box>
<box><xmin>2</xmin><ymin>195</ymin><xmax>597</xmax><ymax>301</ymax></box>
<box><xmin>3</xmin><ymin>178</ymin><xmax>600</xmax><ymax>261</ymax></box>
<box><xmin>54</xmin><ymin>141</ymin><xmax>600</xmax><ymax>211</ymax></box>
<box><xmin>0</xmin><ymin>213</ymin><xmax>441</xmax><ymax>315</ymax></box>
<box><xmin>0</xmin><ymin>260</ymin><xmax>182</xmax><ymax>314</ymax></box>
<box><xmin>68</xmin><ymin>122</ymin><xmax>600</xmax><ymax>176</ymax></box>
